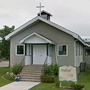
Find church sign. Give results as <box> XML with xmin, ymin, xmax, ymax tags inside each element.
<box><xmin>59</xmin><ymin>66</ymin><xmax>77</xmax><ymax>82</ymax></box>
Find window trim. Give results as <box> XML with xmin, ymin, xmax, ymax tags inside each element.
<box><xmin>57</xmin><ymin>44</ymin><xmax>68</xmax><ymax>56</ymax></box>
<box><xmin>16</xmin><ymin>44</ymin><xmax>25</xmax><ymax>56</ymax></box>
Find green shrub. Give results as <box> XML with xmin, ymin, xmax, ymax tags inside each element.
<box><xmin>55</xmin><ymin>79</ymin><xmax>60</xmax><ymax>88</ymax></box>
<box><xmin>42</xmin><ymin>64</ymin><xmax>59</xmax><ymax>76</ymax></box>
<box><xmin>60</xmin><ymin>81</ymin><xmax>84</xmax><ymax>90</ymax></box>
<box><xmin>4</xmin><ymin>72</ymin><xmax>15</xmax><ymax>81</ymax></box>
<box><xmin>52</xmin><ymin>64</ymin><xmax>59</xmax><ymax>76</ymax></box>
<box><xmin>70</xmin><ymin>83</ymin><xmax>84</xmax><ymax>90</ymax></box>
<box><xmin>42</xmin><ymin>65</ymin><xmax>51</xmax><ymax>76</ymax></box>
<box><xmin>61</xmin><ymin>81</ymin><xmax>75</xmax><ymax>87</ymax></box>
<box><xmin>11</xmin><ymin>64</ymin><xmax>23</xmax><ymax>75</ymax></box>
<box><xmin>40</xmin><ymin>75</ymin><xmax>55</xmax><ymax>83</ymax></box>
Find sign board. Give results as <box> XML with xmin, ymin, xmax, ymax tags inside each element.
<box><xmin>59</xmin><ymin>66</ymin><xmax>77</xmax><ymax>82</ymax></box>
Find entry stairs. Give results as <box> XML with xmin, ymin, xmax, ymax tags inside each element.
<box><xmin>20</xmin><ymin>65</ymin><xmax>42</xmax><ymax>82</ymax></box>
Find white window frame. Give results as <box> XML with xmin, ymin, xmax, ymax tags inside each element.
<box><xmin>57</xmin><ymin>44</ymin><xmax>68</xmax><ymax>56</ymax></box>
<box><xmin>16</xmin><ymin>44</ymin><xmax>25</xmax><ymax>56</ymax></box>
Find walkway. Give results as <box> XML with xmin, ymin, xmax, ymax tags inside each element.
<box><xmin>0</xmin><ymin>81</ymin><xmax>40</xmax><ymax>90</ymax></box>
<box><xmin>0</xmin><ymin>61</ymin><xmax>9</xmax><ymax>67</ymax></box>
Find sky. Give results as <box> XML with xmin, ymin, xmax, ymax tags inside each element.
<box><xmin>0</xmin><ymin>0</ymin><xmax>90</xmax><ymax>37</ymax></box>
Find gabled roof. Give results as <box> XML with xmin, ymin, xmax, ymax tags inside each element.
<box><xmin>20</xmin><ymin>32</ymin><xmax>54</xmax><ymax>44</ymax></box>
<box><xmin>5</xmin><ymin>16</ymin><xmax>87</xmax><ymax>46</ymax></box>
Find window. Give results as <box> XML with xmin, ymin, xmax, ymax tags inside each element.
<box><xmin>58</xmin><ymin>45</ymin><xmax>67</xmax><ymax>55</ymax></box>
<box><xmin>16</xmin><ymin>45</ymin><xmax>24</xmax><ymax>55</ymax></box>
<box><xmin>85</xmin><ymin>48</ymin><xmax>90</xmax><ymax>56</ymax></box>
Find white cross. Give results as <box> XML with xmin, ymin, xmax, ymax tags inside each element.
<box><xmin>36</xmin><ymin>2</ymin><xmax>44</xmax><ymax>16</ymax></box>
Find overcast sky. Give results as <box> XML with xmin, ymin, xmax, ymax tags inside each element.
<box><xmin>0</xmin><ymin>0</ymin><xmax>90</xmax><ymax>37</ymax></box>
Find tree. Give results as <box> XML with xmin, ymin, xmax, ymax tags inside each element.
<box><xmin>0</xmin><ymin>25</ymin><xmax>14</xmax><ymax>38</ymax></box>
<box><xmin>0</xmin><ymin>25</ymin><xmax>15</xmax><ymax>59</ymax></box>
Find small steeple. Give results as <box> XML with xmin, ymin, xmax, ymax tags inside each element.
<box><xmin>38</xmin><ymin>10</ymin><xmax>52</xmax><ymax>20</ymax></box>
<box><xmin>36</xmin><ymin>3</ymin><xmax>52</xmax><ymax>20</ymax></box>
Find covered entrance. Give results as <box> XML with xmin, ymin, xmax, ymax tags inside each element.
<box><xmin>20</xmin><ymin>32</ymin><xmax>55</xmax><ymax>65</ymax></box>
<box><xmin>33</xmin><ymin>45</ymin><xmax>47</xmax><ymax>64</ymax></box>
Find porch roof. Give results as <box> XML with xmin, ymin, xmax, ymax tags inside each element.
<box><xmin>19</xmin><ymin>32</ymin><xmax>54</xmax><ymax>44</ymax></box>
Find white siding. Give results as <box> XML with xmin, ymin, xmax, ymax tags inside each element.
<box><xmin>74</xmin><ymin>41</ymin><xmax>83</xmax><ymax>67</ymax></box>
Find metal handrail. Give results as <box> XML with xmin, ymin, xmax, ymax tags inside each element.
<box><xmin>44</xmin><ymin>56</ymin><xmax>48</xmax><ymax>65</ymax></box>
<box><xmin>41</xmin><ymin>56</ymin><xmax>48</xmax><ymax>74</ymax></box>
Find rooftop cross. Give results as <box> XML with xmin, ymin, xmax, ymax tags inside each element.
<box><xmin>36</xmin><ymin>2</ymin><xmax>44</xmax><ymax>16</ymax></box>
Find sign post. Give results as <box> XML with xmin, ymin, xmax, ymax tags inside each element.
<box><xmin>59</xmin><ymin>65</ymin><xmax>77</xmax><ymax>87</ymax></box>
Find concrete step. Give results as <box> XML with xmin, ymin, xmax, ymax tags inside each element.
<box><xmin>22</xmin><ymin>68</ymin><xmax>42</xmax><ymax>70</ymax></box>
<box><xmin>21</xmin><ymin>72</ymin><xmax>41</xmax><ymax>74</ymax></box>
<box><xmin>21</xmin><ymin>76</ymin><xmax>40</xmax><ymax>79</ymax></box>
<box><xmin>22</xmin><ymin>69</ymin><xmax>42</xmax><ymax>72</ymax></box>
<box><xmin>23</xmin><ymin>69</ymin><xmax>42</xmax><ymax>71</ymax></box>
<box><xmin>23</xmin><ymin>66</ymin><xmax>42</xmax><ymax>68</ymax></box>
<box><xmin>22</xmin><ymin>69</ymin><xmax>42</xmax><ymax>71</ymax></box>
<box><xmin>20</xmin><ymin>65</ymin><xmax>42</xmax><ymax>82</ymax></box>
<box><xmin>23</xmin><ymin>65</ymin><xmax>42</xmax><ymax>68</ymax></box>
<box><xmin>21</xmin><ymin>74</ymin><xmax>41</xmax><ymax>77</ymax></box>
<box><xmin>21</xmin><ymin>72</ymin><xmax>41</xmax><ymax>75</ymax></box>
<box><xmin>21</xmin><ymin>76</ymin><xmax>41</xmax><ymax>79</ymax></box>
<box><xmin>21</xmin><ymin>78</ymin><xmax>40</xmax><ymax>82</ymax></box>
<box><xmin>21</xmin><ymin>70</ymin><xmax>42</xmax><ymax>72</ymax></box>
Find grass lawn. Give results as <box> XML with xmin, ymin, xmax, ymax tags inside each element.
<box><xmin>30</xmin><ymin>69</ymin><xmax>90</xmax><ymax>90</ymax></box>
<box><xmin>79</xmin><ymin>69</ymin><xmax>90</xmax><ymax>90</ymax></box>
<box><xmin>0</xmin><ymin>67</ymin><xmax>13</xmax><ymax>87</ymax></box>
<box><xmin>30</xmin><ymin>83</ymin><xmax>63</xmax><ymax>90</ymax></box>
